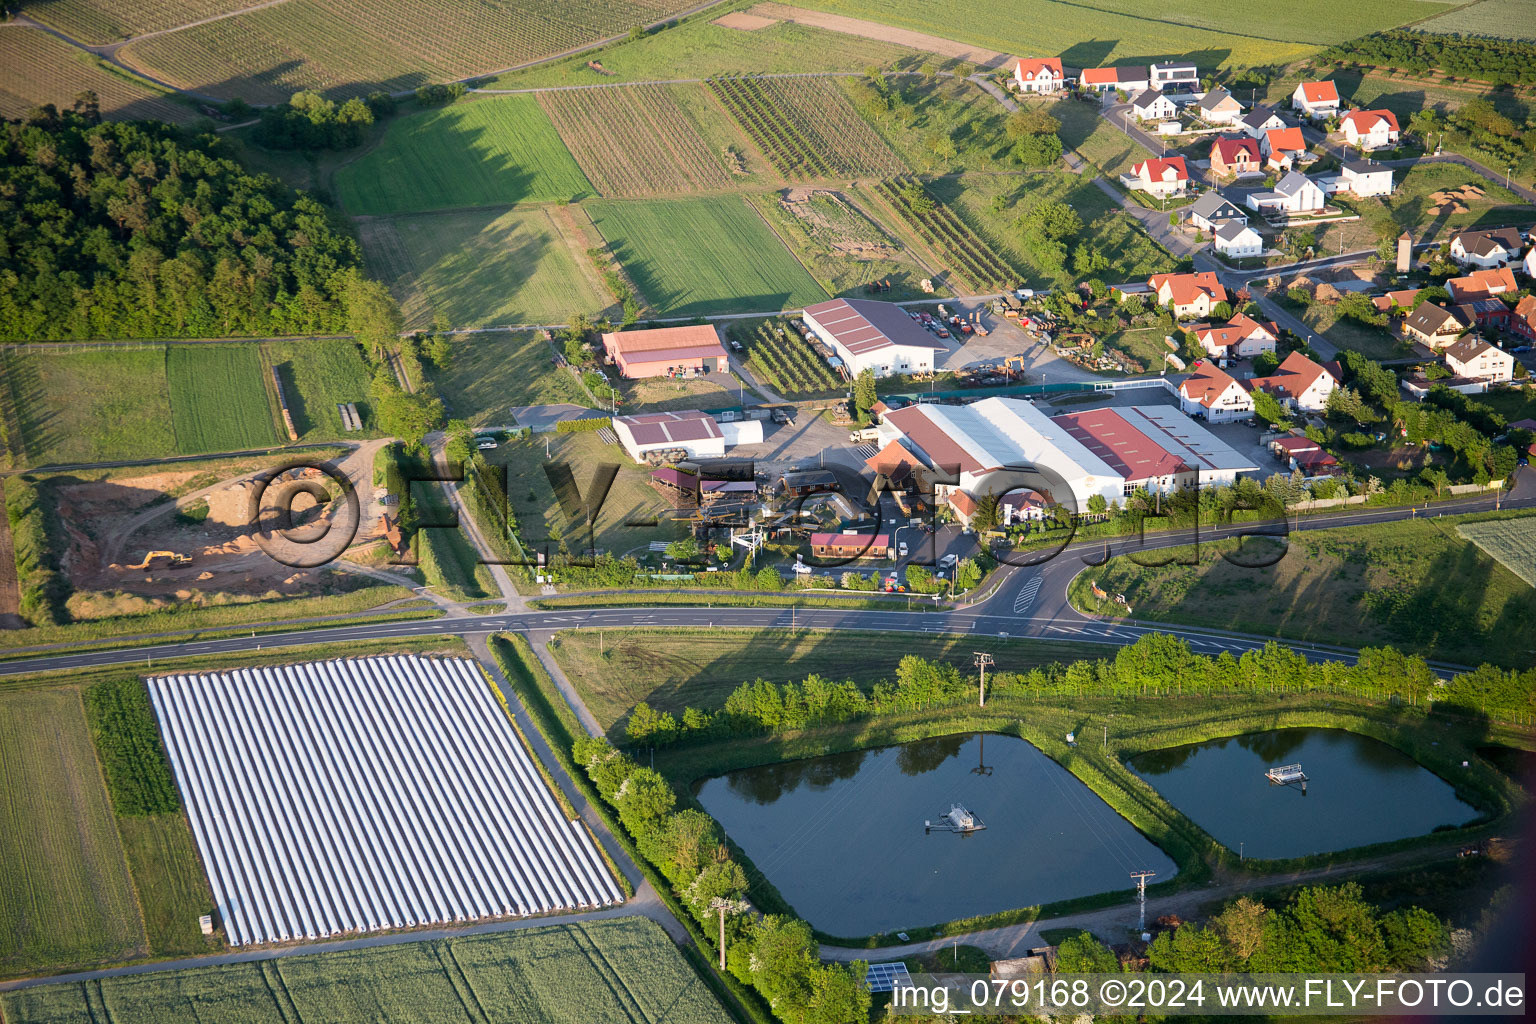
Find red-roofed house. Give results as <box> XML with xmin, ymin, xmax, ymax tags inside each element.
<box><xmin>810</xmin><ymin>532</ymin><xmax>891</xmax><ymax>559</ymax></box>
<box><xmin>1210</xmin><ymin>136</ymin><xmax>1262</xmax><ymax>177</ymax></box>
<box><xmin>865</xmin><ymin>439</ymin><xmax>923</xmax><ymax>486</ymax></box>
<box><xmin>1123</xmin><ymin>156</ymin><xmax>1189</xmax><ymax>197</ymax></box>
<box><xmin>1341</xmin><ymin>109</ymin><xmax>1399</xmax><ymax>150</ymax></box>
<box><xmin>1178</xmin><ymin>362</ymin><xmax>1254</xmax><ymax>422</ymax></box>
<box><xmin>1291</xmin><ymin>80</ymin><xmax>1340</xmax><ymax>119</ymax></box>
<box><xmin>1513</xmin><ymin>295</ymin><xmax>1536</xmax><ymax>343</ymax></box>
<box><xmin>1245</xmin><ymin>352</ymin><xmax>1340</xmax><ymax>411</ymax></box>
<box><xmin>1293</xmin><ymin>448</ymin><xmax>1343</xmax><ymax>477</ymax></box>
<box><xmin>1447</xmin><ymin>266</ymin><xmax>1519</xmax><ymax>304</ymax></box>
<box><xmin>1191</xmin><ymin>313</ymin><xmax>1278</xmax><ymax>359</ymax></box>
<box><xmin>602</xmin><ymin>324</ymin><xmax>727</xmax><ymax>378</ymax></box>
<box><xmin>1147</xmin><ymin>272</ymin><xmax>1227</xmax><ymax>318</ymax></box>
<box><xmin>1261</xmin><ymin>127</ymin><xmax>1308</xmax><ymax>171</ymax></box>
<box><xmin>1371</xmin><ymin>288</ymin><xmax>1420</xmax><ymax>314</ymax></box>
<box><xmin>1080</xmin><ymin>65</ymin><xmax>1150</xmax><ymax>93</ymax></box>
<box><xmin>1014</xmin><ymin>57</ymin><xmax>1065</xmax><ymax>93</ymax></box>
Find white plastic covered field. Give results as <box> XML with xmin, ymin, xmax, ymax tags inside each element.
<box><xmin>147</xmin><ymin>654</ymin><xmax>622</xmax><ymax>946</ymax></box>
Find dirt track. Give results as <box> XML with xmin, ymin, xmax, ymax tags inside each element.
<box><xmin>748</xmin><ymin>3</ymin><xmax>1011</xmax><ymax>68</ymax></box>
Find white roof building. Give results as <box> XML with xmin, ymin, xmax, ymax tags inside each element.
<box><xmin>802</xmin><ymin>298</ymin><xmax>945</xmax><ymax>379</ymax></box>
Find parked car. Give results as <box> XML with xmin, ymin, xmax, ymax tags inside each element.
<box><xmin>474</xmin><ymin>436</ymin><xmax>498</xmax><ymax>450</ymax></box>
<box><xmin>940</xmin><ymin>553</ymin><xmax>958</xmax><ymax>569</ymax></box>
<box><xmin>898</xmin><ymin>541</ymin><xmax>909</xmax><ymax>557</ymax></box>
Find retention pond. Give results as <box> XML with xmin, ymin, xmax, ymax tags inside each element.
<box><xmin>694</xmin><ymin>733</ymin><xmax>1176</xmax><ymax>937</ymax></box>
<box><xmin>1126</xmin><ymin>727</ymin><xmax>1479</xmax><ymax>860</ymax></box>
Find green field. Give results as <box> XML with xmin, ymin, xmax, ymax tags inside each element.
<box><xmin>1</xmin><ymin>916</ymin><xmax>727</xmax><ymax>1023</ymax></box>
<box><xmin>0</xmin><ymin>348</ymin><xmax>176</xmax><ymax>466</ymax></box>
<box><xmin>585</xmin><ymin>196</ymin><xmax>828</xmax><ymax>315</ymax></box>
<box><xmin>1417</xmin><ymin>0</ymin><xmax>1536</xmax><ymax>41</ymax></box>
<box><xmin>0</xmin><ymin>688</ymin><xmax>144</xmax><ymax>976</ymax></box>
<box><xmin>375</xmin><ymin>207</ymin><xmax>611</xmax><ymax>327</ymax></box>
<box><xmin>263</xmin><ymin>340</ymin><xmax>374</xmax><ymax>439</ymax></box>
<box><xmin>429</xmin><ymin>331</ymin><xmax>592</xmax><ymax>425</ymax></box>
<box><xmin>166</xmin><ymin>345</ymin><xmax>282</xmax><ymax>453</ymax></box>
<box><xmin>1069</xmin><ymin>514</ymin><xmax>1536</xmax><ymax>668</ymax></box>
<box><xmin>794</xmin><ymin>0</ymin><xmax>1454</xmax><ymax>66</ymax></box>
<box><xmin>550</xmin><ymin>627</ymin><xmax>1117</xmax><ymax>733</ymax></box>
<box><xmin>336</xmin><ymin>97</ymin><xmax>592</xmax><ymax>215</ymax></box>
<box><xmin>1458</xmin><ymin>518</ymin><xmax>1536</xmax><ymax>588</ymax></box>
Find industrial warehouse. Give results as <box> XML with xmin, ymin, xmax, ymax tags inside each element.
<box><xmin>147</xmin><ymin>655</ymin><xmax>622</xmax><ymax>947</ymax></box>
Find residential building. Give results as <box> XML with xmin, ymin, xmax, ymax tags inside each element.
<box><xmin>1178</xmin><ymin>362</ymin><xmax>1255</xmax><ymax>422</ymax></box>
<box><xmin>1370</xmin><ymin>288</ymin><xmax>1420</xmax><ymax>314</ymax></box>
<box><xmin>602</xmin><ymin>324</ymin><xmax>727</xmax><ymax>378</ymax></box>
<box><xmin>1340</xmin><ymin>109</ymin><xmax>1399</xmax><ymax>150</ymax></box>
<box><xmin>1245</xmin><ymin>170</ymin><xmax>1326</xmax><ymax>216</ymax></box>
<box><xmin>613</xmin><ymin>410</ymin><xmax>727</xmax><ymax>462</ymax></box>
<box><xmin>1198</xmin><ymin>87</ymin><xmax>1243</xmax><ymax>123</ymax></box>
<box><xmin>1214</xmin><ymin>220</ymin><xmax>1264</xmax><ymax>257</ymax></box>
<box><xmin>1524</xmin><ymin>247</ymin><xmax>1536</xmax><ymax>279</ymax></box>
<box><xmin>1209</xmin><ymin>135</ymin><xmax>1261</xmax><ymax>177</ymax></box>
<box><xmin>1014</xmin><ymin>57</ymin><xmax>1065</xmax><ymax>93</ymax></box>
<box><xmin>1146</xmin><ymin>271</ymin><xmax>1227</xmax><ymax>318</ymax></box>
<box><xmin>1080</xmin><ymin>65</ymin><xmax>1150</xmax><ymax>93</ymax></box>
<box><xmin>1186</xmin><ymin>191</ymin><xmax>1246</xmax><ymax>232</ymax></box>
<box><xmin>810</xmin><ymin>532</ymin><xmax>890</xmax><ymax>559</ymax></box>
<box><xmin>1130</xmin><ymin>89</ymin><xmax>1178</xmax><ymax>121</ymax></box>
<box><xmin>1245</xmin><ymin>351</ymin><xmax>1339</xmax><ymax>411</ymax></box>
<box><xmin>1514</xmin><ymin>295</ymin><xmax>1536</xmax><ymax>343</ymax></box>
<box><xmin>1443</xmin><ymin>336</ymin><xmax>1515</xmax><ymax>383</ymax></box>
<box><xmin>1291</xmin><ymin>80</ymin><xmax>1340</xmax><ymax>119</ymax></box>
<box><xmin>1191</xmin><ymin>313</ymin><xmax>1278</xmax><ymax>359</ymax></box>
<box><xmin>1123</xmin><ymin>155</ymin><xmax>1189</xmax><ymax>196</ymax></box>
<box><xmin>1238</xmin><ymin>106</ymin><xmax>1286</xmax><ymax>139</ymax></box>
<box><xmin>1449</xmin><ymin>227</ymin><xmax>1523</xmax><ymax>268</ymax></box>
<box><xmin>1402</xmin><ymin>302</ymin><xmax>1472</xmax><ymax>350</ymax></box>
<box><xmin>1339</xmin><ymin>160</ymin><xmax>1394</xmax><ymax>197</ymax></box>
<box><xmin>1052</xmin><ymin>405</ymin><xmax>1257</xmax><ymax>494</ymax></box>
<box><xmin>1261</xmin><ymin>126</ymin><xmax>1307</xmax><ymax>171</ymax></box>
<box><xmin>1447</xmin><ymin>265</ymin><xmax>1518</xmax><ymax>303</ymax></box>
<box><xmin>1460</xmin><ymin>297</ymin><xmax>1513</xmax><ymax>330</ymax></box>
<box><xmin>802</xmin><ymin>297</ymin><xmax>945</xmax><ymax>378</ymax></box>
<box><xmin>1150</xmin><ymin>61</ymin><xmax>1199</xmax><ymax>90</ymax></box>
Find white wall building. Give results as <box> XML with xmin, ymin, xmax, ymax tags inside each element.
<box><xmin>613</xmin><ymin>410</ymin><xmax>728</xmax><ymax>462</ymax></box>
<box><xmin>1340</xmin><ymin>109</ymin><xmax>1399</xmax><ymax>150</ymax></box>
<box><xmin>802</xmin><ymin>297</ymin><xmax>945</xmax><ymax>379</ymax></box>
<box><xmin>1246</xmin><ymin>171</ymin><xmax>1326</xmax><ymax>216</ymax></box>
<box><xmin>1179</xmin><ymin>363</ymin><xmax>1256</xmax><ymax>423</ymax></box>
<box><xmin>1444</xmin><ymin>337</ymin><xmax>1515</xmax><ymax>383</ymax></box>
<box><xmin>1214</xmin><ymin>220</ymin><xmax>1263</xmax><ymax>257</ymax></box>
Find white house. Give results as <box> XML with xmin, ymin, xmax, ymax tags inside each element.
<box><xmin>1197</xmin><ymin>87</ymin><xmax>1243</xmax><ymax>124</ymax></box>
<box><xmin>1186</xmin><ymin>191</ymin><xmax>1246</xmax><ymax>232</ymax></box>
<box><xmin>1238</xmin><ymin>106</ymin><xmax>1286</xmax><ymax>139</ymax></box>
<box><xmin>1014</xmin><ymin>57</ymin><xmax>1065</xmax><ymax>93</ymax></box>
<box><xmin>1525</xmin><ymin>246</ymin><xmax>1536</xmax><ymax>279</ymax></box>
<box><xmin>1291</xmin><ymin>81</ymin><xmax>1340</xmax><ymax>119</ymax></box>
<box><xmin>1123</xmin><ymin>155</ymin><xmax>1189</xmax><ymax>196</ymax></box>
<box><xmin>1130</xmin><ymin>89</ymin><xmax>1178</xmax><ymax>121</ymax></box>
<box><xmin>1214</xmin><ymin>220</ymin><xmax>1263</xmax><ymax>257</ymax></box>
<box><xmin>1261</xmin><ymin>126</ymin><xmax>1307</xmax><ymax>171</ymax></box>
<box><xmin>1246</xmin><ymin>171</ymin><xmax>1326</xmax><ymax>216</ymax></box>
<box><xmin>1192</xmin><ymin>313</ymin><xmax>1278</xmax><ymax>359</ymax></box>
<box><xmin>1150</xmin><ymin>62</ymin><xmax>1199</xmax><ymax>91</ymax></box>
<box><xmin>1449</xmin><ymin>227</ymin><xmax>1523</xmax><ymax>268</ymax></box>
<box><xmin>1179</xmin><ymin>363</ymin><xmax>1255</xmax><ymax>422</ymax></box>
<box><xmin>802</xmin><ymin>297</ymin><xmax>945</xmax><ymax>379</ymax></box>
<box><xmin>1146</xmin><ymin>271</ymin><xmax>1227</xmax><ymax>318</ymax></box>
<box><xmin>1340</xmin><ymin>160</ymin><xmax>1394</xmax><ymax>197</ymax></box>
<box><xmin>1248</xmin><ymin>352</ymin><xmax>1339</xmax><ymax>412</ymax></box>
<box><xmin>1443</xmin><ymin>336</ymin><xmax>1515</xmax><ymax>383</ymax></box>
<box><xmin>1340</xmin><ymin>109</ymin><xmax>1399</xmax><ymax>150</ymax></box>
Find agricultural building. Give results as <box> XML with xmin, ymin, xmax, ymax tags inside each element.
<box><xmin>779</xmin><ymin>468</ymin><xmax>841</xmax><ymax>497</ymax></box>
<box><xmin>613</xmin><ymin>410</ymin><xmax>729</xmax><ymax>462</ymax></box>
<box><xmin>810</xmin><ymin>532</ymin><xmax>891</xmax><ymax>558</ymax></box>
<box><xmin>1052</xmin><ymin>405</ymin><xmax>1257</xmax><ymax>494</ymax></box>
<box><xmin>147</xmin><ymin>655</ymin><xmax>622</xmax><ymax>947</ymax></box>
<box><xmin>601</xmin><ymin>324</ymin><xmax>728</xmax><ymax>378</ymax></box>
<box><xmin>802</xmin><ymin>298</ymin><xmax>945</xmax><ymax>378</ymax></box>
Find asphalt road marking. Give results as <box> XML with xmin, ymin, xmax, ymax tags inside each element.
<box><xmin>1012</xmin><ymin>575</ymin><xmax>1043</xmax><ymax>615</ymax></box>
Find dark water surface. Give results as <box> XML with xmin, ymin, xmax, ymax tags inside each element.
<box><xmin>694</xmin><ymin>733</ymin><xmax>1176</xmax><ymax>936</ymax></box>
<box><xmin>1127</xmin><ymin>727</ymin><xmax>1479</xmax><ymax>859</ymax></box>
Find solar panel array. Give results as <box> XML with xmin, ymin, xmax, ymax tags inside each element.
<box><xmin>865</xmin><ymin>962</ymin><xmax>915</xmax><ymax>993</ymax></box>
<box><xmin>148</xmin><ymin>654</ymin><xmax>622</xmax><ymax>947</ymax></box>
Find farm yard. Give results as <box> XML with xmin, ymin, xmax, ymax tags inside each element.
<box><xmin>708</xmin><ymin>74</ymin><xmax>906</xmax><ymax>179</ymax></box>
<box><xmin>1</xmin><ymin>917</ymin><xmax>729</xmax><ymax>1023</ymax></box>
<box><xmin>0</xmin><ymin>29</ymin><xmax>193</xmax><ymax>124</ymax></box>
<box><xmin>871</xmin><ymin>177</ymin><xmax>1022</xmax><ymax>292</ymax></box>
<box><xmin>728</xmin><ymin>316</ymin><xmax>846</xmax><ymax>397</ymax></box>
<box><xmin>365</xmin><ymin>208</ymin><xmax>612</xmax><ymax>328</ymax></box>
<box><xmin>335</xmin><ymin>97</ymin><xmax>591</xmax><ymax>215</ymax></box>
<box><xmin>0</xmin><ymin>687</ymin><xmax>145</xmax><ymax>977</ymax></box>
<box><xmin>585</xmin><ymin>196</ymin><xmax>828</xmax><ymax>315</ymax></box>
<box><xmin>749</xmin><ymin>188</ymin><xmax>939</xmax><ymax>299</ymax></box>
<box><xmin>538</xmin><ymin>84</ymin><xmax>738</xmax><ymax>196</ymax></box>
<box><xmin>114</xmin><ymin>0</ymin><xmax>699</xmax><ymax>103</ymax></box>
<box><xmin>166</xmin><ymin>346</ymin><xmax>284</xmax><ymax>454</ymax></box>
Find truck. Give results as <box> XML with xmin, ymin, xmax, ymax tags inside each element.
<box><xmin>849</xmin><ymin>426</ymin><xmax>880</xmax><ymax>443</ymax></box>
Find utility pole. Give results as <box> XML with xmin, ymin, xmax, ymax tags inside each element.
<box><xmin>1131</xmin><ymin>870</ymin><xmax>1157</xmax><ymax>933</ymax></box>
<box><xmin>974</xmin><ymin>651</ymin><xmax>995</xmax><ymax>707</ymax></box>
<box><xmin>708</xmin><ymin>897</ymin><xmax>750</xmax><ymax>970</ymax></box>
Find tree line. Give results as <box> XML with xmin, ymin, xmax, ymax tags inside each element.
<box><xmin>1321</xmin><ymin>31</ymin><xmax>1536</xmax><ymax>87</ymax></box>
<box><xmin>625</xmin><ymin>632</ymin><xmax>1536</xmax><ymax>744</ymax></box>
<box><xmin>0</xmin><ymin>108</ymin><xmax>366</xmax><ymax>340</ymax></box>
<box><xmin>570</xmin><ymin>735</ymin><xmax>870</xmax><ymax>1024</ymax></box>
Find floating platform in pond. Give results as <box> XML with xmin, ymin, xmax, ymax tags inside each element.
<box><xmin>926</xmin><ymin>803</ymin><xmax>986</xmax><ymax>834</ymax></box>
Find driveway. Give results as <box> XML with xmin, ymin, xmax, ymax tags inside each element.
<box><xmin>508</xmin><ymin>403</ymin><xmax>608</xmax><ymax>432</ymax></box>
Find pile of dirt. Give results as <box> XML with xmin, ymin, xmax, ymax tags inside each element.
<box><xmin>1313</xmin><ymin>281</ymin><xmax>1343</xmax><ymax>303</ymax></box>
<box><xmin>1427</xmin><ymin>185</ymin><xmax>1481</xmax><ymax>214</ymax></box>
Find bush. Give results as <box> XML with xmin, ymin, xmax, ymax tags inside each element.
<box><xmin>83</xmin><ymin>679</ymin><xmax>181</xmax><ymax>816</ymax></box>
<box><xmin>5</xmin><ymin>476</ymin><xmax>68</xmax><ymax>626</ymax></box>
<box><xmin>555</xmin><ymin>417</ymin><xmax>612</xmax><ymax>434</ymax></box>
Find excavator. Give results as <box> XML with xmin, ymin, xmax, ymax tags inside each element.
<box><xmin>125</xmin><ymin>550</ymin><xmax>193</xmax><ymax>570</ymax></box>
<box><xmin>1002</xmin><ymin>355</ymin><xmax>1029</xmax><ymax>380</ymax></box>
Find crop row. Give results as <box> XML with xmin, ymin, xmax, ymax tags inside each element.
<box><xmin>756</xmin><ymin>77</ymin><xmax>906</xmax><ymax>177</ymax></box>
<box><xmin>539</xmin><ymin>85</ymin><xmax>732</xmax><ymax>197</ymax></box>
<box><xmin>708</xmin><ymin>76</ymin><xmax>837</xmax><ymax>179</ymax></box>
<box><xmin>874</xmin><ymin>178</ymin><xmax>1018</xmax><ymax>292</ymax></box>
<box><xmin>734</xmin><ymin>320</ymin><xmax>841</xmax><ymax>396</ymax></box>
<box><xmin>0</xmin><ymin>30</ymin><xmax>195</xmax><ymax>123</ymax></box>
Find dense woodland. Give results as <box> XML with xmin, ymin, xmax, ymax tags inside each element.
<box><xmin>0</xmin><ymin>106</ymin><xmax>363</xmax><ymax>340</ymax></box>
<box><xmin>1322</xmin><ymin>31</ymin><xmax>1536</xmax><ymax>86</ymax></box>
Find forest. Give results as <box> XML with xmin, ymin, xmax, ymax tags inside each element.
<box><xmin>1321</xmin><ymin>31</ymin><xmax>1536</xmax><ymax>86</ymax></box>
<box><xmin>0</xmin><ymin>104</ymin><xmax>363</xmax><ymax>340</ymax></box>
